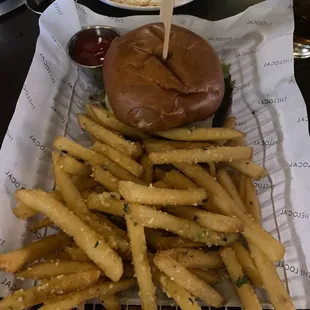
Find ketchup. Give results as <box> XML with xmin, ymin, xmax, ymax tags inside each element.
<box><xmin>71</xmin><ymin>28</ymin><xmax>119</xmax><ymax>67</ymax></box>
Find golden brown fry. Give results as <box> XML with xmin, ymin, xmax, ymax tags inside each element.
<box><xmin>149</xmin><ymin>147</ymin><xmax>253</xmax><ymax>165</ymax></box>
<box><xmin>28</xmin><ymin>217</ymin><xmax>53</xmax><ymax>232</ymax></box>
<box><xmin>92</xmin><ymin>141</ymin><xmax>143</xmax><ymax>177</ymax></box>
<box><xmin>73</xmin><ymin>176</ymin><xmax>99</xmax><ymax>192</ymax></box>
<box><xmin>159</xmin><ymin>248</ymin><xmax>223</xmax><ymax>269</ymax></box>
<box><xmin>164</xmin><ymin>169</ymin><xmax>198</xmax><ymax>189</ymax></box>
<box><xmin>86</xmin><ymin>103</ymin><xmax>149</xmax><ymax>139</ymax></box>
<box><xmin>78</xmin><ymin>114</ymin><xmax>142</xmax><ymax>158</ymax></box>
<box><xmin>216</xmin><ymin>116</ymin><xmax>237</xmax><ymax>146</ymax></box>
<box><xmin>126</xmin><ymin>215</ymin><xmax>157</xmax><ymax>310</ymax></box>
<box><xmin>92</xmin><ymin>165</ymin><xmax>120</xmax><ymax>192</ymax></box>
<box><xmin>245</xmin><ymin>176</ymin><xmax>261</xmax><ymax>224</ymax></box>
<box><xmin>154</xmin><ymin>252</ymin><xmax>225</xmax><ymax>307</ymax></box>
<box><xmin>174</xmin><ymin>164</ymin><xmax>285</xmax><ymax>262</ymax></box>
<box><xmin>220</xmin><ymin>247</ymin><xmax>261</xmax><ymax>310</ymax></box>
<box><xmin>228</xmin><ymin>160</ymin><xmax>267</xmax><ymax>180</ymax></box>
<box><xmin>16</xmin><ymin>260</ymin><xmax>99</xmax><ymax>280</ymax></box>
<box><xmin>15</xmin><ymin>190</ymin><xmax>123</xmax><ymax>282</ymax></box>
<box><xmin>0</xmin><ymin>271</ymin><xmax>100</xmax><ymax>310</ymax></box>
<box><xmin>119</xmin><ymin>181</ymin><xmax>207</xmax><ymax>206</ymax></box>
<box><xmin>64</xmin><ymin>246</ymin><xmax>90</xmax><ymax>262</ymax></box>
<box><xmin>40</xmin><ymin>279</ymin><xmax>135</xmax><ymax>310</ymax></box>
<box><xmin>143</xmin><ymin>139</ymin><xmax>213</xmax><ymax>153</ymax></box>
<box><xmin>101</xmin><ymin>295</ymin><xmax>122</xmax><ymax>310</ymax></box>
<box><xmin>188</xmin><ymin>268</ymin><xmax>220</xmax><ymax>285</ymax></box>
<box><xmin>232</xmin><ymin>242</ymin><xmax>263</xmax><ymax>288</ymax></box>
<box><xmin>155</xmin><ymin>127</ymin><xmax>245</xmax><ymax>141</ymax></box>
<box><xmin>207</xmin><ymin>162</ymin><xmax>216</xmax><ymax>177</ymax></box>
<box><xmin>128</xmin><ymin>203</ymin><xmax>237</xmax><ymax>246</ymax></box>
<box><xmin>249</xmin><ymin>243</ymin><xmax>295</xmax><ymax>310</ymax></box>
<box><xmin>144</xmin><ymin>228</ymin><xmax>204</xmax><ymax>250</ymax></box>
<box><xmin>0</xmin><ymin>233</ymin><xmax>70</xmax><ymax>273</ymax></box>
<box><xmin>140</xmin><ymin>155</ymin><xmax>153</xmax><ymax>184</ymax></box>
<box><xmin>58</xmin><ymin>155</ymin><xmax>91</xmax><ymax>176</ymax></box>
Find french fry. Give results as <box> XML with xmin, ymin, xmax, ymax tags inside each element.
<box><xmin>64</xmin><ymin>246</ymin><xmax>90</xmax><ymax>262</ymax></box>
<box><xmin>119</xmin><ymin>181</ymin><xmax>207</xmax><ymax>206</ymax></box>
<box><xmin>228</xmin><ymin>160</ymin><xmax>267</xmax><ymax>180</ymax></box>
<box><xmin>155</xmin><ymin>127</ymin><xmax>245</xmax><ymax>141</ymax></box>
<box><xmin>101</xmin><ymin>295</ymin><xmax>122</xmax><ymax>310</ymax></box>
<box><xmin>92</xmin><ymin>141</ymin><xmax>143</xmax><ymax>177</ymax></box>
<box><xmin>140</xmin><ymin>155</ymin><xmax>153</xmax><ymax>184</ymax></box>
<box><xmin>40</xmin><ymin>279</ymin><xmax>135</xmax><ymax>310</ymax></box>
<box><xmin>0</xmin><ymin>271</ymin><xmax>100</xmax><ymax>310</ymax></box>
<box><xmin>238</xmin><ymin>173</ymin><xmax>248</xmax><ymax>204</ymax></box>
<box><xmin>244</xmin><ymin>176</ymin><xmax>261</xmax><ymax>224</ymax></box>
<box><xmin>86</xmin><ymin>103</ymin><xmax>149</xmax><ymax>139</ymax></box>
<box><xmin>154</xmin><ymin>252</ymin><xmax>225</xmax><ymax>307</ymax></box>
<box><xmin>217</xmin><ymin>169</ymin><xmax>247</xmax><ymax>212</ymax></box>
<box><xmin>174</xmin><ymin>164</ymin><xmax>285</xmax><ymax>262</ymax></box>
<box><xmin>144</xmin><ymin>228</ymin><xmax>204</xmax><ymax>250</ymax></box>
<box><xmin>152</xmin><ymin>180</ymin><xmax>171</xmax><ymax>189</ymax></box>
<box><xmin>249</xmin><ymin>243</ymin><xmax>295</xmax><ymax>310</ymax></box>
<box><xmin>159</xmin><ymin>248</ymin><xmax>223</xmax><ymax>269</ymax></box>
<box><xmin>188</xmin><ymin>268</ymin><xmax>220</xmax><ymax>285</ymax></box>
<box><xmin>151</xmin><ymin>266</ymin><xmax>202</xmax><ymax>310</ymax></box>
<box><xmin>15</xmin><ymin>190</ymin><xmax>123</xmax><ymax>282</ymax></box>
<box><xmin>143</xmin><ymin>139</ymin><xmax>213</xmax><ymax>153</ymax></box>
<box><xmin>149</xmin><ymin>147</ymin><xmax>253</xmax><ymax>165</ymax></box>
<box><xmin>207</xmin><ymin>162</ymin><xmax>216</xmax><ymax>177</ymax></box>
<box><xmin>215</xmin><ymin>116</ymin><xmax>237</xmax><ymax>146</ymax></box>
<box><xmin>232</xmin><ymin>242</ymin><xmax>263</xmax><ymax>288</ymax></box>
<box><xmin>165</xmin><ymin>205</ymin><xmax>243</xmax><ymax>233</ymax></box>
<box><xmin>28</xmin><ymin>217</ymin><xmax>53</xmax><ymax>232</ymax></box>
<box><xmin>164</xmin><ymin>170</ymin><xmax>198</xmax><ymax>189</ymax></box>
<box><xmin>220</xmin><ymin>247</ymin><xmax>261</xmax><ymax>310</ymax></box>
<box><xmin>16</xmin><ymin>260</ymin><xmax>99</xmax><ymax>280</ymax></box>
<box><xmin>0</xmin><ymin>233</ymin><xmax>70</xmax><ymax>273</ymax></box>
<box><xmin>78</xmin><ymin>114</ymin><xmax>142</xmax><ymax>158</ymax></box>
<box><xmin>73</xmin><ymin>176</ymin><xmax>99</xmax><ymax>192</ymax></box>
<box><xmin>58</xmin><ymin>155</ymin><xmax>91</xmax><ymax>176</ymax></box>
<box><xmin>92</xmin><ymin>165</ymin><xmax>120</xmax><ymax>192</ymax></box>
<box><xmin>126</xmin><ymin>215</ymin><xmax>157</xmax><ymax>310</ymax></box>
<box><xmin>153</xmin><ymin>167</ymin><xmax>166</xmax><ymax>181</ymax></box>
<box><xmin>128</xmin><ymin>203</ymin><xmax>238</xmax><ymax>246</ymax></box>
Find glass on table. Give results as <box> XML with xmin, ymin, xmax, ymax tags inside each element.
<box><xmin>25</xmin><ymin>0</ymin><xmax>76</xmax><ymax>14</ymax></box>
<box><xmin>294</xmin><ymin>0</ymin><xmax>310</xmax><ymax>59</ymax></box>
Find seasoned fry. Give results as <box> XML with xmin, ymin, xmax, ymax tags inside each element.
<box><xmin>0</xmin><ymin>233</ymin><xmax>70</xmax><ymax>273</ymax></box>
<box><xmin>244</xmin><ymin>176</ymin><xmax>261</xmax><ymax>224</ymax></box>
<box><xmin>40</xmin><ymin>279</ymin><xmax>135</xmax><ymax>310</ymax></box>
<box><xmin>220</xmin><ymin>247</ymin><xmax>261</xmax><ymax>310</ymax></box>
<box><xmin>140</xmin><ymin>155</ymin><xmax>153</xmax><ymax>184</ymax></box>
<box><xmin>188</xmin><ymin>268</ymin><xmax>220</xmax><ymax>285</ymax></box>
<box><xmin>28</xmin><ymin>217</ymin><xmax>53</xmax><ymax>232</ymax></box>
<box><xmin>155</xmin><ymin>127</ymin><xmax>245</xmax><ymax>141</ymax></box>
<box><xmin>58</xmin><ymin>155</ymin><xmax>91</xmax><ymax>176</ymax></box>
<box><xmin>159</xmin><ymin>248</ymin><xmax>223</xmax><ymax>269</ymax></box>
<box><xmin>101</xmin><ymin>295</ymin><xmax>122</xmax><ymax>310</ymax></box>
<box><xmin>16</xmin><ymin>260</ymin><xmax>99</xmax><ymax>280</ymax></box>
<box><xmin>216</xmin><ymin>116</ymin><xmax>237</xmax><ymax>146</ymax></box>
<box><xmin>149</xmin><ymin>147</ymin><xmax>253</xmax><ymax>165</ymax></box>
<box><xmin>92</xmin><ymin>165</ymin><xmax>120</xmax><ymax>192</ymax></box>
<box><xmin>228</xmin><ymin>160</ymin><xmax>267</xmax><ymax>180</ymax></box>
<box><xmin>73</xmin><ymin>176</ymin><xmax>99</xmax><ymax>192</ymax></box>
<box><xmin>154</xmin><ymin>252</ymin><xmax>225</xmax><ymax>307</ymax></box>
<box><xmin>128</xmin><ymin>203</ymin><xmax>237</xmax><ymax>246</ymax></box>
<box><xmin>64</xmin><ymin>246</ymin><xmax>90</xmax><ymax>262</ymax></box>
<box><xmin>92</xmin><ymin>141</ymin><xmax>143</xmax><ymax>177</ymax></box>
<box><xmin>126</xmin><ymin>215</ymin><xmax>157</xmax><ymax>310</ymax></box>
<box><xmin>86</xmin><ymin>103</ymin><xmax>149</xmax><ymax>139</ymax></box>
<box><xmin>119</xmin><ymin>181</ymin><xmax>207</xmax><ymax>206</ymax></box>
<box><xmin>165</xmin><ymin>205</ymin><xmax>243</xmax><ymax>233</ymax></box>
<box><xmin>238</xmin><ymin>173</ymin><xmax>248</xmax><ymax>204</ymax></box>
<box><xmin>164</xmin><ymin>170</ymin><xmax>198</xmax><ymax>189</ymax></box>
<box><xmin>0</xmin><ymin>271</ymin><xmax>100</xmax><ymax>310</ymax></box>
<box><xmin>249</xmin><ymin>243</ymin><xmax>295</xmax><ymax>310</ymax></box>
<box><xmin>78</xmin><ymin>114</ymin><xmax>142</xmax><ymax>158</ymax></box>
<box><xmin>143</xmin><ymin>139</ymin><xmax>213</xmax><ymax>153</ymax></box>
<box><xmin>217</xmin><ymin>169</ymin><xmax>247</xmax><ymax>212</ymax></box>
<box><xmin>232</xmin><ymin>242</ymin><xmax>263</xmax><ymax>288</ymax></box>
<box><xmin>207</xmin><ymin>162</ymin><xmax>216</xmax><ymax>177</ymax></box>
<box><xmin>151</xmin><ymin>266</ymin><xmax>202</xmax><ymax>310</ymax></box>
<box><xmin>15</xmin><ymin>190</ymin><xmax>123</xmax><ymax>281</ymax></box>
<box><xmin>144</xmin><ymin>228</ymin><xmax>204</xmax><ymax>250</ymax></box>
<box><xmin>174</xmin><ymin>164</ymin><xmax>285</xmax><ymax>261</ymax></box>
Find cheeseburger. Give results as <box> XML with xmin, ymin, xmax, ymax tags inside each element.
<box><xmin>103</xmin><ymin>23</ymin><xmax>233</xmax><ymax>132</ymax></box>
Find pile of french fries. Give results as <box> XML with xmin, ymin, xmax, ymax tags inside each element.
<box><xmin>0</xmin><ymin>103</ymin><xmax>295</xmax><ymax>310</ymax></box>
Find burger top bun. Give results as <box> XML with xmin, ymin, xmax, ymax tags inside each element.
<box><xmin>103</xmin><ymin>23</ymin><xmax>225</xmax><ymax>132</ymax></box>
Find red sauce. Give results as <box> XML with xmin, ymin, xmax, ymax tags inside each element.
<box><xmin>71</xmin><ymin>29</ymin><xmax>119</xmax><ymax>67</ymax></box>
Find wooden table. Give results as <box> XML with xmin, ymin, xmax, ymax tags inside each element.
<box><xmin>0</xmin><ymin>0</ymin><xmax>309</xmax><ymax>309</ymax></box>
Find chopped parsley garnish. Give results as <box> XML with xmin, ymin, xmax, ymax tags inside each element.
<box><xmin>222</xmin><ymin>63</ymin><xmax>232</xmax><ymax>80</ymax></box>
<box><xmin>236</xmin><ymin>275</ymin><xmax>249</xmax><ymax>288</ymax></box>
<box><xmin>94</xmin><ymin>241</ymin><xmax>99</xmax><ymax>248</ymax></box>
<box><xmin>188</xmin><ymin>298</ymin><xmax>194</xmax><ymax>304</ymax></box>
<box><xmin>123</xmin><ymin>203</ymin><xmax>129</xmax><ymax>214</ymax></box>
